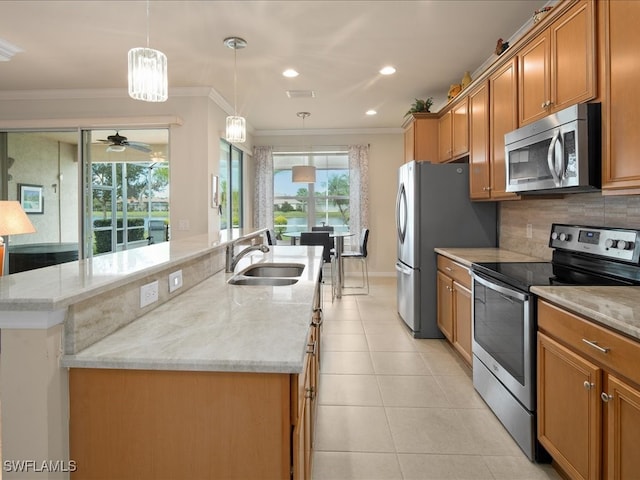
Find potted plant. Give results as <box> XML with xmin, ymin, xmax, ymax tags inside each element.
<box><xmin>405</xmin><ymin>97</ymin><xmax>433</xmax><ymax>117</ymax></box>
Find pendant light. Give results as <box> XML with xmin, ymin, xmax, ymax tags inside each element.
<box><xmin>292</xmin><ymin>112</ymin><xmax>316</xmax><ymax>183</ymax></box>
<box><xmin>128</xmin><ymin>0</ymin><xmax>168</xmax><ymax>102</ymax></box>
<box><xmin>224</xmin><ymin>36</ymin><xmax>247</xmax><ymax>143</ymax></box>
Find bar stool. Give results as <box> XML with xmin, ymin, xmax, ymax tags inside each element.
<box><xmin>340</xmin><ymin>228</ymin><xmax>369</xmax><ymax>295</ymax></box>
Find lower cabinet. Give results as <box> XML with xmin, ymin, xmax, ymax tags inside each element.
<box><xmin>537</xmin><ymin>300</ymin><xmax>640</xmax><ymax>480</ymax></box>
<box><xmin>436</xmin><ymin>255</ymin><xmax>472</xmax><ymax>365</ymax></box>
<box><xmin>69</xmin><ymin>321</ymin><xmax>321</xmax><ymax>480</ymax></box>
<box><xmin>292</xmin><ymin>321</ymin><xmax>320</xmax><ymax>479</ymax></box>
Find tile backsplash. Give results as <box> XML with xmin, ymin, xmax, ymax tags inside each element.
<box><xmin>499</xmin><ymin>192</ymin><xmax>640</xmax><ymax>260</ymax></box>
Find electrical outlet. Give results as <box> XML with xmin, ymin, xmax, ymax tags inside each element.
<box><xmin>140</xmin><ymin>280</ymin><xmax>159</xmax><ymax>308</ymax></box>
<box><xmin>169</xmin><ymin>270</ymin><xmax>183</xmax><ymax>293</ymax></box>
<box><xmin>526</xmin><ymin>224</ymin><xmax>533</xmax><ymax>239</ymax></box>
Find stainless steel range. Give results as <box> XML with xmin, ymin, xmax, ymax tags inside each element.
<box><xmin>471</xmin><ymin>223</ymin><xmax>640</xmax><ymax>461</ymax></box>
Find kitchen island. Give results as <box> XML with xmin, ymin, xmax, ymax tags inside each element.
<box><xmin>0</xmin><ymin>229</ymin><xmax>323</xmax><ymax>480</ymax></box>
<box><xmin>63</xmin><ymin>244</ymin><xmax>324</xmax><ymax>479</ymax></box>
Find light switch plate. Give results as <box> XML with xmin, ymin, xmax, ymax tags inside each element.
<box><xmin>169</xmin><ymin>270</ymin><xmax>183</xmax><ymax>293</ymax></box>
<box><xmin>140</xmin><ymin>281</ymin><xmax>159</xmax><ymax>308</ymax></box>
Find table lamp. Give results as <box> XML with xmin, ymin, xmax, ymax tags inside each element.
<box><xmin>0</xmin><ymin>201</ymin><xmax>36</xmax><ymax>276</ymax></box>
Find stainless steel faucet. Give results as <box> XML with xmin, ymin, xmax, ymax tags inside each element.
<box><xmin>226</xmin><ymin>243</ymin><xmax>270</xmax><ymax>272</ymax></box>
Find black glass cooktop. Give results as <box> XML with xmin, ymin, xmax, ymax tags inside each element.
<box><xmin>472</xmin><ymin>260</ymin><xmax>636</xmax><ymax>292</ymax></box>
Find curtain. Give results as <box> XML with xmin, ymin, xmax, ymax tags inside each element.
<box><xmin>348</xmin><ymin>144</ymin><xmax>369</xmax><ymax>240</ymax></box>
<box><xmin>253</xmin><ymin>146</ymin><xmax>273</xmax><ymax>229</ymax></box>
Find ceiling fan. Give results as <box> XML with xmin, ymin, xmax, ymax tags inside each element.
<box><xmin>98</xmin><ymin>131</ymin><xmax>151</xmax><ymax>153</ymax></box>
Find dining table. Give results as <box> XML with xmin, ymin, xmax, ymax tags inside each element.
<box><xmin>284</xmin><ymin>231</ymin><xmax>353</xmax><ymax>299</ymax></box>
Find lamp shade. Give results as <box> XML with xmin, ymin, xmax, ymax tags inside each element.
<box><xmin>226</xmin><ymin>115</ymin><xmax>246</xmax><ymax>143</ymax></box>
<box><xmin>128</xmin><ymin>47</ymin><xmax>168</xmax><ymax>103</ymax></box>
<box><xmin>0</xmin><ymin>201</ymin><xmax>36</xmax><ymax>237</ymax></box>
<box><xmin>292</xmin><ymin>165</ymin><xmax>316</xmax><ymax>183</ymax></box>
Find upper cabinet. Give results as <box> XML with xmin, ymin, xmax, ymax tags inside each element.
<box><xmin>438</xmin><ymin>98</ymin><xmax>469</xmax><ymax>163</ymax></box>
<box><xmin>469</xmin><ymin>82</ymin><xmax>491</xmax><ymax>199</ymax></box>
<box><xmin>518</xmin><ymin>0</ymin><xmax>596</xmax><ymax>126</ymax></box>
<box><xmin>490</xmin><ymin>58</ymin><xmax>520</xmax><ymax>200</ymax></box>
<box><xmin>403</xmin><ymin>113</ymin><xmax>438</xmax><ymax>163</ymax></box>
<box><xmin>601</xmin><ymin>0</ymin><xmax>640</xmax><ymax>193</ymax></box>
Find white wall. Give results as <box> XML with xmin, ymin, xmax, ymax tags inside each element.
<box><xmin>253</xmin><ymin>132</ymin><xmax>403</xmax><ymax>275</ymax></box>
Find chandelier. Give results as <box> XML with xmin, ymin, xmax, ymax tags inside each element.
<box><xmin>128</xmin><ymin>0</ymin><xmax>168</xmax><ymax>102</ymax></box>
<box><xmin>224</xmin><ymin>36</ymin><xmax>247</xmax><ymax>143</ymax></box>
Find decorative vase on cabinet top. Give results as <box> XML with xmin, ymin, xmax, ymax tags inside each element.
<box><xmin>461</xmin><ymin>71</ymin><xmax>472</xmax><ymax>89</ymax></box>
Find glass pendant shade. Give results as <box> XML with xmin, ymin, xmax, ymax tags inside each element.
<box><xmin>226</xmin><ymin>115</ymin><xmax>246</xmax><ymax>143</ymax></box>
<box><xmin>128</xmin><ymin>47</ymin><xmax>168</xmax><ymax>102</ymax></box>
<box><xmin>292</xmin><ymin>165</ymin><xmax>316</xmax><ymax>183</ymax></box>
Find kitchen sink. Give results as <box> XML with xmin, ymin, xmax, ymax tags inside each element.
<box><xmin>228</xmin><ymin>262</ymin><xmax>305</xmax><ymax>286</ymax></box>
<box><xmin>227</xmin><ymin>277</ymin><xmax>299</xmax><ymax>286</ymax></box>
<box><xmin>240</xmin><ymin>263</ymin><xmax>305</xmax><ymax>278</ymax></box>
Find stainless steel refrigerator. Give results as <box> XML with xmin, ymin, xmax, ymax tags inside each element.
<box><xmin>396</xmin><ymin>161</ymin><xmax>497</xmax><ymax>338</ymax></box>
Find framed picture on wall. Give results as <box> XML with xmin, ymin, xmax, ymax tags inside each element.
<box><xmin>18</xmin><ymin>183</ymin><xmax>44</xmax><ymax>214</ymax></box>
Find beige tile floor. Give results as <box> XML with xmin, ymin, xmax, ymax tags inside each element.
<box><xmin>313</xmin><ymin>276</ymin><xmax>561</xmax><ymax>480</ymax></box>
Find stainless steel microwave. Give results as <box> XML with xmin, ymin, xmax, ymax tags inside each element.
<box><xmin>505</xmin><ymin>103</ymin><xmax>600</xmax><ymax>194</ymax></box>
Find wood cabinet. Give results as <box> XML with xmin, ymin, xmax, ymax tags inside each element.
<box><xmin>518</xmin><ymin>0</ymin><xmax>596</xmax><ymax>126</ymax></box>
<box><xmin>489</xmin><ymin>58</ymin><xmax>520</xmax><ymax>200</ymax></box>
<box><xmin>292</xmin><ymin>322</ymin><xmax>320</xmax><ymax>479</ymax></box>
<box><xmin>469</xmin><ymin>81</ymin><xmax>491</xmax><ymax>199</ymax></box>
<box><xmin>436</xmin><ymin>255</ymin><xmax>472</xmax><ymax>364</ymax></box>
<box><xmin>403</xmin><ymin>113</ymin><xmax>438</xmax><ymax>162</ymax></box>
<box><xmin>438</xmin><ymin>98</ymin><xmax>469</xmax><ymax>163</ymax></box>
<box><xmin>537</xmin><ymin>299</ymin><xmax>640</xmax><ymax>480</ymax></box>
<box><xmin>69</xmin><ymin>320</ymin><xmax>322</xmax><ymax>480</ymax></box>
<box><xmin>601</xmin><ymin>0</ymin><xmax>640</xmax><ymax>193</ymax></box>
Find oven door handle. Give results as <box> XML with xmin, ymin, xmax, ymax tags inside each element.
<box><xmin>472</xmin><ymin>272</ymin><xmax>529</xmax><ymax>302</ymax></box>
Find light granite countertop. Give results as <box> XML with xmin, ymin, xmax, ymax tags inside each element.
<box><xmin>0</xmin><ymin>228</ymin><xmax>265</xmax><ymax>311</ymax></box>
<box><xmin>61</xmin><ymin>245</ymin><xmax>324</xmax><ymax>374</ymax></box>
<box><xmin>531</xmin><ymin>286</ymin><xmax>640</xmax><ymax>341</ymax></box>
<box><xmin>434</xmin><ymin>247</ymin><xmax>545</xmax><ymax>268</ymax></box>
<box><xmin>435</xmin><ymin>248</ymin><xmax>640</xmax><ymax>343</ymax></box>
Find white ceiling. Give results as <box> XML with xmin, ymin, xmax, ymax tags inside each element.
<box><xmin>0</xmin><ymin>0</ymin><xmax>549</xmax><ymax>133</ymax></box>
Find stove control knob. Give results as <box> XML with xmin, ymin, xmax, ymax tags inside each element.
<box><xmin>605</xmin><ymin>238</ymin><xmax>616</xmax><ymax>249</ymax></box>
<box><xmin>617</xmin><ymin>240</ymin><xmax>633</xmax><ymax>250</ymax></box>
<box><xmin>551</xmin><ymin>232</ymin><xmax>559</xmax><ymax>240</ymax></box>
<box><xmin>559</xmin><ymin>233</ymin><xmax>571</xmax><ymax>242</ymax></box>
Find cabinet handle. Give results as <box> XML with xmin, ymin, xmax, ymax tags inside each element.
<box><xmin>583</xmin><ymin>381</ymin><xmax>595</xmax><ymax>390</ymax></box>
<box><xmin>445</xmin><ymin>267</ymin><xmax>453</xmax><ymax>272</ymax></box>
<box><xmin>582</xmin><ymin>339</ymin><xmax>610</xmax><ymax>354</ymax></box>
<box><xmin>482</xmin><ymin>186</ymin><xmax>492</xmax><ymax>191</ymax></box>
<box><xmin>601</xmin><ymin>392</ymin><xmax>613</xmax><ymax>402</ymax></box>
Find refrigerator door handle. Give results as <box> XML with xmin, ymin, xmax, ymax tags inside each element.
<box><xmin>395</xmin><ymin>262</ymin><xmax>412</xmax><ymax>275</ymax></box>
<box><xmin>396</xmin><ymin>182</ymin><xmax>407</xmax><ymax>244</ymax></box>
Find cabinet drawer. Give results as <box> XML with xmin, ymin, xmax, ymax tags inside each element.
<box><xmin>538</xmin><ymin>300</ymin><xmax>640</xmax><ymax>388</ymax></box>
<box><xmin>437</xmin><ymin>256</ymin><xmax>470</xmax><ymax>289</ymax></box>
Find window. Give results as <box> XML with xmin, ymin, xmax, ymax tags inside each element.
<box><xmin>219</xmin><ymin>140</ymin><xmax>244</xmax><ymax>230</ymax></box>
<box><xmin>273</xmin><ymin>151</ymin><xmax>349</xmax><ymax>242</ymax></box>
<box><xmin>87</xmin><ymin>129</ymin><xmax>169</xmax><ymax>255</ymax></box>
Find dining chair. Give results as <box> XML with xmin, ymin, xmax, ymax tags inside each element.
<box><xmin>340</xmin><ymin>228</ymin><xmax>369</xmax><ymax>295</ymax></box>
<box><xmin>311</xmin><ymin>226</ymin><xmax>334</xmax><ymax>232</ymax></box>
<box><xmin>300</xmin><ymin>231</ymin><xmax>336</xmax><ymax>302</ymax></box>
<box><xmin>300</xmin><ymin>232</ymin><xmax>332</xmax><ymax>263</ymax></box>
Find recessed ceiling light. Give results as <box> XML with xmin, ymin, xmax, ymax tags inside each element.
<box><xmin>379</xmin><ymin>66</ymin><xmax>396</xmax><ymax>75</ymax></box>
<box><xmin>283</xmin><ymin>69</ymin><xmax>299</xmax><ymax>78</ymax></box>
<box><xmin>366</xmin><ymin>110</ymin><xmax>377</xmax><ymax>116</ymax></box>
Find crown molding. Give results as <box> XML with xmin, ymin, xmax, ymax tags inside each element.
<box><xmin>253</xmin><ymin>127</ymin><xmax>402</xmax><ymax>137</ymax></box>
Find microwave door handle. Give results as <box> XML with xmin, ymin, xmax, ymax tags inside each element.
<box><xmin>556</xmin><ymin>132</ymin><xmax>566</xmax><ymax>182</ymax></box>
<box><xmin>547</xmin><ymin>129</ymin><xmax>562</xmax><ymax>187</ymax></box>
